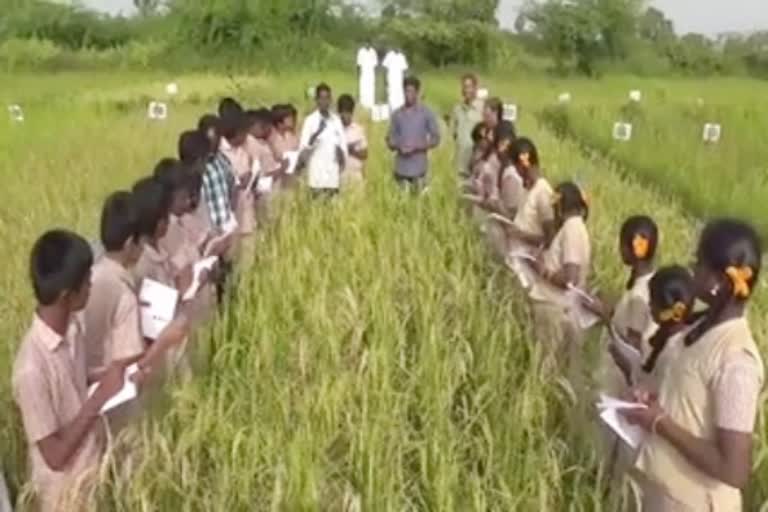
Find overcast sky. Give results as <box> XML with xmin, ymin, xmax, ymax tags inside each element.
<box><xmin>82</xmin><ymin>0</ymin><xmax>768</xmax><ymax>36</ymax></box>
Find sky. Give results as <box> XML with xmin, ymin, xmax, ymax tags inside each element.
<box><xmin>80</xmin><ymin>0</ymin><xmax>768</xmax><ymax>36</ymax></box>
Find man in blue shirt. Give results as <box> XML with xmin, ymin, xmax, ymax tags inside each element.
<box><xmin>386</xmin><ymin>76</ymin><xmax>441</xmax><ymax>191</ymax></box>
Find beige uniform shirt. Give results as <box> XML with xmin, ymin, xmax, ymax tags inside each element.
<box><xmin>513</xmin><ymin>178</ymin><xmax>555</xmax><ymax>239</ymax></box>
<box><xmin>160</xmin><ymin>216</ymin><xmax>200</xmax><ymax>274</ymax></box>
<box><xmin>599</xmin><ymin>273</ymin><xmax>656</xmax><ymax>396</ymax></box>
<box><xmin>12</xmin><ymin>315</ymin><xmax>106</xmax><ymax>511</ymax></box>
<box><xmin>530</xmin><ymin>216</ymin><xmax>591</xmax><ymax>304</ymax></box>
<box><xmin>635</xmin><ymin>317</ymin><xmax>764</xmax><ymax>510</ymax></box>
<box><xmin>499</xmin><ymin>165</ymin><xmax>524</xmax><ymax>215</ymax></box>
<box><xmin>83</xmin><ymin>257</ymin><xmax>144</xmax><ymax>374</ymax></box>
<box><xmin>343</xmin><ymin>122</ymin><xmax>368</xmax><ymax>179</ymax></box>
<box><xmin>134</xmin><ymin>243</ymin><xmax>176</xmax><ymax>288</ymax></box>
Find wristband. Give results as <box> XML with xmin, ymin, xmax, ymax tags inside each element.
<box><xmin>652</xmin><ymin>413</ymin><xmax>666</xmax><ymax>436</ymax></box>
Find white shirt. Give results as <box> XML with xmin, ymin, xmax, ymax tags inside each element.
<box><xmin>300</xmin><ymin>110</ymin><xmax>348</xmax><ymax>190</ymax></box>
<box><xmin>357</xmin><ymin>46</ymin><xmax>378</xmax><ymax>72</ymax></box>
<box><xmin>383</xmin><ymin>51</ymin><xmax>408</xmax><ymax>79</ymax></box>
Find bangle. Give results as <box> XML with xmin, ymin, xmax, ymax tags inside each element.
<box><xmin>652</xmin><ymin>413</ymin><xmax>666</xmax><ymax>436</ymax></box>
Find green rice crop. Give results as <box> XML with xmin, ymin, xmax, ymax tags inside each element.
<box><xmin>1</xmin><ymin>72</ymin><xmax>766</xmax><ymax>510</ymax></box>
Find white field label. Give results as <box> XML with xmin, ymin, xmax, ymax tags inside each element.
<box><xmin>613</xmin><ymin>122</ymin><xmax>633</xmax><ymax>141</ymax></box>
<box><xmin>558</xmin><ymin>92</ymin><xmax>572</xmax><ymax>103</ymax></box>
<box><xmin>503</xmin><ymin>104</ymin><xmax>518</xmax><ymax>122</ymax></box>
<box><xmin>165</xmin><ymin>82</ymin><xmax>179</xmax><ymax>95</ymax></box>
<box><xmin>629</xmin><ymin>90</ymin><xmax>642</xmax><ymax>102</ymax></box>
<box><xmin>702</xmin><ymin>123</ymin><xmax>721</xmax><ymax>143</ymax></box>
<box><xmin>148</xmin><ymin>101</ymin><xmax>168</xmax><ymax>120</ymax></box>
<box><xmin>8</xmin><ymin>104</ymin><xmax>24</xmax><ymax>122</ymax></box>
<box><xmin>477</xmin><ymin>88</ymin><xmax>489</xmax><ymax>100</ymax></box>
<box><xmin>372</xmin><ymin>104</ymin><xmax>390</xmax><ymax>123</ymax></box>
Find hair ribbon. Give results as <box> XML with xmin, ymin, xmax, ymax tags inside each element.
<box><xmin>725</xmin><ymin>265</ymin><xmax>754</xmax><ymax>298</ymax></box>
<box><xmin>632</xmin><ymin>234</ymin><xmax>650</xmax><ymax>259</ymax></box>
<box><xmin>658</xmin><ymin>301</ymin><xmax>687</xmax><ymax>323</ymax></box>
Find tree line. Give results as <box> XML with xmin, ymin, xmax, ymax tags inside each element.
<box><xmin>1</xmin><ymin>0</ymin><xmax>767</xmax><ymax>77</ymax></box>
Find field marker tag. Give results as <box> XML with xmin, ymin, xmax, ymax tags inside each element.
<box><xmin>558</xmin><ymin>92</ymin><xmax>571</xmax><ymax>103</ymax></box>
<box><xmin>702</xmin><ymin>123</ymin><xmax>721</xmax><ymax>143</ymax></box>
<box><xmin>148</xmin><ymin>101</ymin><xmax>168</xmax><ymax>120</ymax></box>
<box><xmin>8</xmin><ymin>104</ymin><xmax>24</xmax><ymax>122</ymax></box>
<box><xmin>613</xmin><ymin>122</ymin><xmax>633</xmax><ymax>141</ymax></box>
<box><xmin>372</xmin><ymin>104</ymin><xmax>390</xmax><ymax>123</ymax></box>
<box><xmin>165</xmin><ymin>82</ymin><xmax>179</xmax><ymax>96</ymax></box>
<box><xmin>503</xmin><ymin>103</ymin><xmax>518</xmax><ymax>122</ymax></box>
<box><xmin>477</xmin><ymin>88</ymin><xmax>489</xmax><ymax>99</ymax></box>
<box><xmin>629</xmin><ymin>90</ymin><xmax>642</xmax><ymax>102</ymax></box>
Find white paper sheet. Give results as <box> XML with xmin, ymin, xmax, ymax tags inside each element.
<box><xmin>139</xmin><ymin>279</ymin><xmax>178</xmax><ymax>340</ymax></box>
<box><xmin>596</xmin><ymin>393</ymin><xmax>648</xmax><ymax>411</ymax></box>
<box><xmin>505</xmin><ymin>250</ymin><xmax>537</xmax><ymax>289</ymax></box>
<box><xmin>565</xmin><ymin>284</ymin><xmax>601</xmax><ymax>329</ymax></box>
<box><xmin>283</xmin><ymin>150</ymin><xmax>300</xmax><ymax>175</ymax></box>
<box><xmin>88</xmin><ymin>363</ymin><xmax>139</xmax><ymax>414</ymax></box>
<box><xmin>488</xmin><ymin>212</ymin><xmax>516</xmax><ymax>228</ymax></box>
<box><xmin>608</xmin><ymin>324</ymin><xmax>644</xmax><ymax>368</ymax></box>
<box><xmin>182</xmin><ymin>256</ymin><xmax>218</xmax><ymax>301</ymax></box>
<box><xmin>599</xmin><ymin>407</ymin><xmax>647</xmax><ymax>449</ymax></box>
<box><xmin>257</xmin><ymin>176</ymin><xmax>274</xmax><ymax>193</ymax></box>
<box><xmin>250</xmin><ymin>158</ymin><xmax>262</xmax><ymax>177</ymax></box>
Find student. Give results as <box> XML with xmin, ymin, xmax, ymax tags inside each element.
<box><xmin>13</xmin><ymin>230</ymin><xmax>137</xmax><ymax>510</ymax></box>
<box><xmin>636</xmin><ymin>266</ymin><xmax>697</xmax><ymax>390</ymax></box>
<box><xmin>482</xmin><ymin>97</ymin><xmax>516</xmax><ymax>144</ymax></box>
<box><xmin>218</xmin><ymin>97</ymin><xmax>243</xmax><ymax>118</ymax></box>
<box><xmin>623</xmin><ymin>219</ymin><xmax>764</xmax><ymax>511</ymax></box>
<box><xmin>269</xmin><ymin>104</ymin><xmax>299</xmax><ymax>157</ymax></box>
<box><xmin>504</xmin><ymin>137</ymin><xmax>556</xmax><ymax>251</ymax></box>
<box><xmin>529</xmin><ymin>181</ymin><xmax>591</xmax><ymax>374</ymax></box>
<box><xmin>337</xmin><ymin>94</ymin><xmax>368</xmax><ymax>187</ymax></box>
<box><xmin>131</xmin><ymin>176</ymin><xmax>190</xmax><ymax>290</ymax></box>
<box><xmin>588</xmin><ymin>216</ymin><xmax>659</xmax><ymax>396</ymax></box>
<box><xmin>451</xmin><ymin>73</ymin><xmax>485</xmax><ymax>177</ymax></box>
<box><xmin>219</xmin><ymin>112</ymin><xmax>259</xmax><ymax>239</ymax></box>
<box><xmin>299</xmin><ymin>83</ymin><xmax>347</xmax><ymax>198</ymax></box>
<box><xmin>496</xmin><ymin>135</ymin><xmax>524</xmax><ymax>219</ymax></box>
<box><xmin>178</xmin><ymin>130</ymin><xmax>234</xmax><ymax>231</ymax></box>
<box><xmin>245</xmin><ymin>108</ymin><xmax>284</xmax><ymax>182</ymax></box>
<box><xmin>83</xmin><ymin>192</ymin><xmax>147</xmax><ymax>377</ymax></box>
<box><xmin>154</xmin><ymin>159</ymin><xmax>202</xmax><ymax>272</ymax></box>
<box><xmin>386</xmin><ymin>76</ymin><xmax>441</xmax><ymax>191</ymax></box>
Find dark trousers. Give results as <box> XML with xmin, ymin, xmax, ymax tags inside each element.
<box><xmin>310</xmin><ymin>187</ymin><xmax>339</xmax><ymax>200</ymax></box>
<box><xmin>395</xmin><ymin>175</ymin><xmax>428</xmax><ymax>193</ymax></box>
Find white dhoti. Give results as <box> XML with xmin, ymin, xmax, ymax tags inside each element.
<box><xmin>359</xmin><ymin>70</ymin><xmax>375</xmax><ymax>109</ymax></box>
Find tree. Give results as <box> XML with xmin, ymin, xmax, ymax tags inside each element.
<box><xmin>380</xmin><ymin>0</ymin><xmax>499</xmax><ymax>25</ymax></box>
<box><xmin>518</xmin><ymin>0</ymin><xmax>642</xmax><ymax>75</ymax></box>
<box><xmin>134</xmin><ymin>0</ymin><xmax>161</xmax><ymax>17</ymax></box>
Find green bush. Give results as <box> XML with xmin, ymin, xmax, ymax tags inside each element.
<box><xmin>0</xmin><ymin>37</ymin><xmax>61</xmax><ymax>70</ymax></box>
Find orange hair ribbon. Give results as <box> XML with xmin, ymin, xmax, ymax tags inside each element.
<box><xmin>632</xmin><ymin>234</ymin><xmax>650</xmax><ymax>259</ymax></box>
<box><xmin>658</xmin><ymin>302</ymin><xmax>687</xmax><ymax>323</ymax></box>
<box><xmin>725</xmin><ymin>266</ymin><xmax>754</xmax><ymax>299</ymax></box>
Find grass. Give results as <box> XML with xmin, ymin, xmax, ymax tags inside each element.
<box><xmin>1</xmin><ymin>71</ymin><xmax>767</xmax><ymax>510</ymax></box>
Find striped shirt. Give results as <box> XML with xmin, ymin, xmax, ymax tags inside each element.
<box><xmin>202</xmin><ymin>153</ymin><xmax>233</xmax><ymax>229</ymax></box>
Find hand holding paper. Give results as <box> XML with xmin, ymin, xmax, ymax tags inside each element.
<box><xmin>596</xmin><ymin>393</ymin><xmax>648</xmax><ymax>449</ymax></box>
<box><xmin>182</xmin><ymin>256</ymin><xmax>219</xmax><ymax>301</ymax></box>
<box><xmin>89</xmin><ymin>363</ymin><xmax>140</xmax><ymax>414</ymax></box>
<box><xmin>139</xmin><ymin>279</ymin><xmax>178</xmax><ymax>340</ymax></box>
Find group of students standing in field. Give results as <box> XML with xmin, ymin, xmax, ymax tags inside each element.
<box><xmin>5</xmin><ymin>81</ymin><xmax>396</xmax><ymax>511</ymax></box>
<box><xmin>456</xmin><ymin>72</ymin><xmax>764</xmax><ymax>511</ymax></box>
<box><xmin>4</xmin><ymin>67</ymin><xmax>765</xmax><ymax>511</ymax></box>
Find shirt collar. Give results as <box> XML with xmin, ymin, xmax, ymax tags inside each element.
<box><xmin>101</xmin><ymin>255</ymin><xmax>138</xmax><ymax>292</ymax></box>
<box><xmin>32</xmin><ymin>314</ymin><xmax>76</xmax><ymax>352</ymax></box>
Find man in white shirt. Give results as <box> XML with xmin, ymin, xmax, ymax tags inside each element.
<box><xmin>299</xmin><ymin>83</ymin><xmax>347</xmax><ymax>198</ymax></box>
<box><xmin>356</xmin><ymin>44</ymin><xmax>378</xmax><ymax>109</ymax></box>
<box><xmin>383</xmin><ymin>49</ymin><xmax>409</xmax><ymax>111</ymax></box>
